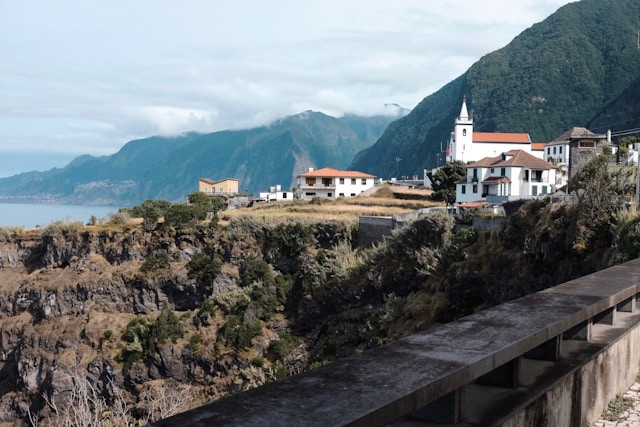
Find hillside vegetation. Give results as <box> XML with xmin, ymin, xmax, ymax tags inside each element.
<box><xmin>351</xmin><ymin>0</ymin><xmax>640</xmax><ymax>178</ymax></box>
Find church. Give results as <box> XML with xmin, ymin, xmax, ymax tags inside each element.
<box><xmin>446</xmin><ymin>98</ymin><xmax>545</xmax><ymax>163</ymax></box>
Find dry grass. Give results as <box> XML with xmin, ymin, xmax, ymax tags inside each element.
<box><xmin>221</xmin><ymin>186</ymin><xmax>441</xmax><ymax>225</ymax></box>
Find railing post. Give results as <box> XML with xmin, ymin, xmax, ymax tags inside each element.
<box><xmin>412</xmin><ymin>388</ymin><xmax>462</xmax><ymax>424</ymax></box>
<box><xmin>477</xmin><ymin>358</ymin><xmax>521</xmax><ymax>388</ymax></box>
<box><xmin>525</xmin><ymin>335</ymin><xmax>562</xmax><ymax>361</ymax></box>
<box><xmin>564</xmin><ymin>319</ymin><xmax>592</xmax><ymax>341</ymax></box>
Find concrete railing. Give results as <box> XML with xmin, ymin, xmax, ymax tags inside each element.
<box><xmin>155</xmin><ymin>258</ymin><xmax>640</xmax><ymax>426</ymax></box>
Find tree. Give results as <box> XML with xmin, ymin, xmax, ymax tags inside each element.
<box><xmin>431</xmin><ymin>161</ymin><xmax>467</xmax><ymax>205</ymax></box>
<box><xmin>186</xmin><ymin>253</ymin><xmax>223</xmax><ymax>285</ymax></box>
<box><xmin>164</xmin><ymin>204</ymin><xmax>200</xmax><ymax>228</ymax></box>
<box><xmin>128</xmin><ymin>200</ymin><xmax>172</xmax><ymax>231</ymax></box>
<box><xmin>568</xmin><ymin>154</ymin><xmax>618</xmax><ymax>253</ymax></box>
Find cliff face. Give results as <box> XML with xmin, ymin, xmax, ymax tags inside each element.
<box><xmin>0</xmin><ymin>227</ymin><xmax>276</xmax><ymax>424</ymax></box>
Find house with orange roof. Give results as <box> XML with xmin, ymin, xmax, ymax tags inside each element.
<box><xmin>456</xmin><ymin>150</ymin><xmax>557</xmax><ymax>204</ymax></box>
<box><xmin>296</xmin><ymin>167</ymin><xmax>376</xmax><ymax>199</ymax></box>
<box><xmin>447</xmin><ymin>98</ymin><xmax>545</xmax><ymax>163</ymax></box>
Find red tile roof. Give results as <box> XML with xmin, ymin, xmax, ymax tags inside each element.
<box><xmin>468</xmin><ymin>150</ymin><xmax>555</xmax><ymax>170</ymax></box>
<box><xmin>473</xmin><ymin>132</ymin><xmax>531</xmax><ymax>144</ymax></box>
<box><xmin>298</xmin><ymin>167</ymin><xmax>376</xmax><ymax>178</ymax></box>
<box><xmin>531</xmin><ymin>143</ymin><xmax>546</xmax><ymax>151</ymax></box>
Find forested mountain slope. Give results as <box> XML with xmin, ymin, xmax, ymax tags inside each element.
<box><xmin>351</xmin><ymin>0</ymin><xmax>640</xmax><ymax>178</ymax></box>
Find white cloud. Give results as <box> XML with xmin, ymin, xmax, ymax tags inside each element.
<box><xmin>0</xmin><ymin>0</ymin><xmax>573</xmax><ymax>172</ymax></box>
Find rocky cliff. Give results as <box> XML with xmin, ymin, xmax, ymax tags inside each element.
<box><xmin>0</xmin><ymin>224</ymin><xmax>314</xmax><ymax>425</ymax></box>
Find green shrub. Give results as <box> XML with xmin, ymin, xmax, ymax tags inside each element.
<box><xmin>201</xmin><ymin>299</ymin><xmax>217</xmax><ymax>316</ymax></box>
<box><xmin>270</xmin><ymin>333</ymin><xmax>301</xmax><ymax>360</ymax></box>
<box><xmin>187</xmin><ymin>254</ymin><xmax>223</xmax><ymax>285</ymax></box>
<box><xmin>221</xmin><ymin>315</ymin><xmax>262</xmax><ymax>350</ymax></box>
<box><xmin>187</xmin><ymin>333</ymin><xmax>202</xmax><ymax>352</ymax></box>
<box><xmin>103</xmin><ymin>330</ymin><xmax>113</xmax><ymax>340</ymax></box>
<box><xmin>240</xmin><ymin>256</ymin><xmax>274</xmax><ymax>287</ymax></box>
<box><xmin>165</xmin><ymin>203</ymin><xmax>201</xmax><ymax>228</ymax></box>
<box><xmin>250</xmin><ymin>357</ymin><xmax>266</xmax><ymax>368</ymax></box>
<box><xmin>117</xmin><ymin>303</ymin><xmax>183</xmax><ymax>369</ymax></box>
<box><xmin>140</xmin><ymin>253</ymin><xmax>171</xmax><ymax>273</ymax></box>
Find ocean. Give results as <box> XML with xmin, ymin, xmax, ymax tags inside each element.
<box><xmin>0</xmin><ymin>203</ymin><xmax>119</xmax><ymax>228</ymax></box>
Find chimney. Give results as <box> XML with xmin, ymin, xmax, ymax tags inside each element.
<box><xmin>276</xmin><ymin>184</ymin><xmax>281</xmax><ymax>191</ymax></box>
<box><xmin>607</xmin><ymin>129</ymin><xmax>611</xmax><ymax>143</ymax></box>
<box><xmin>308</xmin><ymin>167</ymin><xmax>314</xmax><ymax>172</ymax></box>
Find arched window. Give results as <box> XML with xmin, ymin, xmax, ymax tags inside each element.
<box><xmin>462</xmin><ymin>129</ymin><xmax>467</xmax><ymax>136</ymax></box>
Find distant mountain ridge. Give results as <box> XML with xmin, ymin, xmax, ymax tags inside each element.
<box><xmin>0</xmin><ymin>110</ymin><xmax>406</xmax><ymax>206</ymax></box>
<box><xmin>350</xmin><ymin>0</ymin><xmax>640</xmax><ymax>178</ymax></box>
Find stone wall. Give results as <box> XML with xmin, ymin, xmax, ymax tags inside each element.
<box><xmin>357</xmin><ymin>216</ymin><xmax>393</xmax><ymax>247</ymax></box>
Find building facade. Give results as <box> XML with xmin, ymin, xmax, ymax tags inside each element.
<box><xmin>259</xmin><ymin>185</ymin><xmax>293</xmax><ymax>202</ymax></box>
<box><xmin>456</xmin><ymin>150</ymin><xmax>557</xmax><ymax>204</ymax></box>
<box><xmin>198</xmin><ymin>178</ymin><xmax>239</xmax><ymax>195</ymax></box>
<box><xmin>447</xmin><ymin>98</ymin><xmax>544</xmax><ymax>163</ymax></box>
<box><xmin>296</xmin><ymin>167</ymin><xmax>376</xmax><ymax>199</ymax></box>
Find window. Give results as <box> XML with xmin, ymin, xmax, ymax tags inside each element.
<box><xmin>328</xmin><ymin>193</ymin><xmax>332</xmax><ymax>197</ymax></box>
<box><xmin>339</xmin><ymin>178</ymin><xmax>345</xmax><ymax>184</ymax></box>
<box><xmin>220</xmin><ymin>187</ymin><xmax>224</xmax><ymax>192</ymax></box>
<box><xmin>463</xmin><ymin>129</ymin><xmax>467</xmax><ymax>136</ymax></box>
<box><xmin>282</xmin><ymin>193</ymin><xmax>287</xmax><ymax>199</ymax></box>
<box><xmin>547</xmin><ymin>147</ymin><xmax>551</xmax><ymax>154</ymax></box>
<box><xmin>472</xmin><ymin>184</ymin><xmax>478</xmax><ymax>193</ymax></box>
<box><xmin>491</xmin><ymin>168</ymin><xmax>495</xmax><ymax>173</ymax></box>
<box><xmin>553</xmin><ymin>147</ymin><xmax>556</xmax><ymax>154</ymax></box>
<box><xmin>361</xmin><ymin>179</ymin><xmax>366</xmax><ymax>185</ymax></box>
<box><xmin>322</xmin><ymin>178</ymin><xmax>332</xmax><ymax>186</ymax></box>
<box><xmin>350</xmin><ymin>193</ymin><xmax>356</xmax><ymax>197</ymax></box>
<box><xmin>305</xmin><ymin>192</ymin><xmax>316</xmax><ymax>196</ymax></box>
<box><xmin>559</xmin><ymin>146</ymin><xmax>563</xmax><ymax>154</ymax></box>
<box><xmin>535</xmin><ymin>170</ymin><xmax>542</xmax><ymax>182</ymax></box>
<box><xmin>542</xmin><ymin>186</ymin><xmax>548</xmax><ymax>195</ymax></box>
<box><xmin>501</xmin><ymin>167</ymin><xmax>506</xmax><ymax>176</ymax></box>
<box><xmin>532</xmin><ymin>186</ymin><xmax>538</xmax><ymax>196</ymax></box>
<box><xmin>579</xmin><ymin>141</ymin><xmax>596</xmax><ymax>148</ymax></box>
<box><xmin>306</xmin><ymin>178</ymin><xmax>315</xmax><ymax>186</ymax></box>
<box><xmin>473</xmin><ymin>168</ymin><xmax>478</xmax><ymax>179</ymax></box>
<box><xmin>339</xmin><ymin>193</ymin><xmax>344</xmax><ymax>197</ymax></box>
<box><xmin>524</xmin><ymin>170</ymin><xmax>529</xmax><ymax>182</ymax></box>
<box><xmin>461</xmin><ymin>185</ymin><xmax>466</xmax><ymax>194</ymax></box>
<box><xmin>351</xmin><ymin>178</ymin><xmax>356</xmax><ymax>185</ymax></box>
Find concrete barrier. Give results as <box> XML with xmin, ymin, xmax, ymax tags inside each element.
<box><xmin>154</xmin><ymin>258</ymin><xmax>640</xmax><ymax>427</ymax></box>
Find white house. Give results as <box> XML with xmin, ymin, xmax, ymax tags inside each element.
<box><xmin>447</xmin><ymin>98</ymin><xmax>545</xmax><ymax>163</ymax></box>
<box><xmin>296</xmin><ymin>167</ymin><xmax>376</xmax><ymax>199</ymax></box>
<box><xmin>259</xmin><ymin>185</ymin><xmax>293</xmax><ymax>202</ymax></box>
<box><xmin>456</xmin><ymin>150</ymin><xmax>557</xmax><ymax>204</ymax></box>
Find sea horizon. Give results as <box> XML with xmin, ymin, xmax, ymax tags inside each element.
<box><xmin>0</xmin><ymin>202</ymin><xmax>118</xmax><ymax>228</ymax></box>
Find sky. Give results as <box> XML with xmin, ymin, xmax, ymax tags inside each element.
<box><xmin>0</xmin><ymin>0</ymin><xmax>574</xmax><ymax>177</ymax></box>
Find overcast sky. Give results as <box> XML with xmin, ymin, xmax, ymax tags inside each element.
<box><xmin>0</xmin><ymin>0</ymin><xmax>574</xmax><ymax>176</ymax></box>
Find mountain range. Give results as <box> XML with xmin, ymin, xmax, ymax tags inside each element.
<box><xmin>0</xmin><ymin>109</ymin><xmax>405</xmax><ymax>206</ymax></box>
<box><xmin>1</xmin><ymin>0</ymin><xmax>640</xmax><ymax>206</ymax></box>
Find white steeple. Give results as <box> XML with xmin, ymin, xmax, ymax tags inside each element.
<box><xmin>449</xmin><ymin>97</ymin><xmax>474</xmax><ymax>162</ymax></box>
<box><xmin>456</xmin><ymin>96</ymin><xmax>472</xmax><ymax>124</ymax></box>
